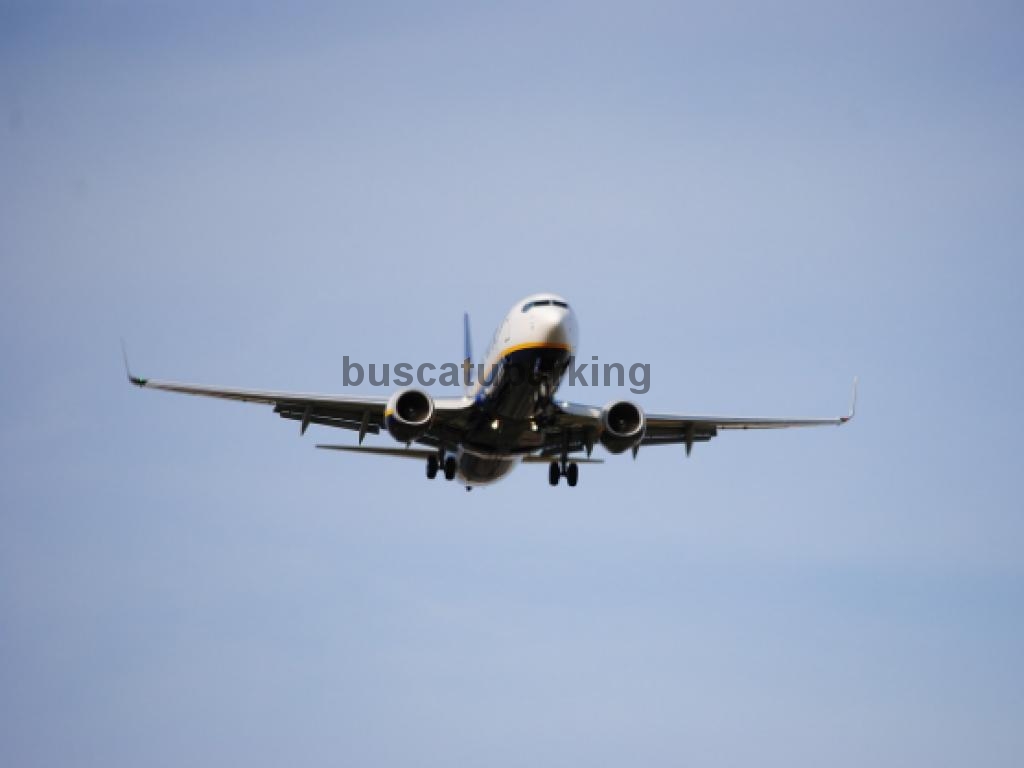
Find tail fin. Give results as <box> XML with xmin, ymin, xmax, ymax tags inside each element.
<box><xmin>463</xmin><ymin>312</ymin><xmax>472</xmax><ymax>396</ymax></box>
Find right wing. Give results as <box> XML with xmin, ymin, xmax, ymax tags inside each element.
<box><xmin>127</xmin><ymin>367</ymin><xmax>473</xmax><ymax>445</ymax></box>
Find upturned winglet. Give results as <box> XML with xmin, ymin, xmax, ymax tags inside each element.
<box><xmin>840</xmin><ymin>376</ymin><xmax>858</xmax><ymax>423</ymax></box>
<box><xmin>121</xmin><ymin>339</ymin><xmax>147</xmax><ymax>387</ymax></box>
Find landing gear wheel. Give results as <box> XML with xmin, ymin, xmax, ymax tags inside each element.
<box><xmin>549</xmin><ymin>461</ymin><xmax>560</xmax><ymax>486</ymax></box>
<box><xmin>566</xmin><ymin>462</ymin><xmax>579</xmax><ymax>487</ymax></box>
<box><xmin>426</xmin><ymin>455</ymin><xmax>438</xmax><ymax>479</ymax></box>
<box><xmin>443</xmin><ymin>456</ymin><xmax>458</xmax><ymax>481</ymax></box>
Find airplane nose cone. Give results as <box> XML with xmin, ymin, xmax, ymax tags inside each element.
<box><xmin>533</xmin><ymin>307</ymin><xmax>575</xmax><ymax>348</ymax></box>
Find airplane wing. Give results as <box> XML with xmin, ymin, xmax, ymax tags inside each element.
<box><xmin>126</xmin><ymin>367</ymin><xmax>473</xmax><ymax>444</ymax></box>
<box><xmin>544</xmin><ymin>378</ymin><xmax>857</xmax><ymax>457</ymax></box>
<box><xmin>638</xmin><ymin>406</ymin><xmax>852</xmax><ymax>453</ymax></box>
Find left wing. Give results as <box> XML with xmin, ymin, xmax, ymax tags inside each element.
<box><xmin>544</xmin><ymin>378</ymin><xmax>857</xmax><ymax>457</ymax></box>
<box><xmin>640</xmin><ymin>402</ymin><xmax>853</xmax><ymax>454</ymax></box>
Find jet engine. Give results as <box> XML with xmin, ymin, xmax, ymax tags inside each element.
<box><xmin>599</xmin><ymin>400</ymin><xmax>646</xmax><ymax>454</ymax></box>
<box><xmin>385</xmin><ymin>389</ymin><xmax>434</xmax><ymax>443</ymax></box>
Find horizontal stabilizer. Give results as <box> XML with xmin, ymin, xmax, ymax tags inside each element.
<box><xmin>316</xmin><ymin>445</ymin><xmax>605</xmax><ymax>464</ymax></box>
<box><xmin>521</xmin><ymin>455</ymin><xmax>604</xmax><ymax>464</ymax></box>
<box><xmin>316</xmin><ymin>444</ymin><xmax>435</xmax><ymax>460</ymax></box>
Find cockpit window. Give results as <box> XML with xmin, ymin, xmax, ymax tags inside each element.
<box><xmin>522</xmin><ymin>299</ymin><xmax>569</xmax><ymax>312</ymax></box>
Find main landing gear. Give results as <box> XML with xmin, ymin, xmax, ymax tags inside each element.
<box><xmin>427</xmin><ymin>452</ymin><xmax>458</xmax><ymax>481</ymax></box>
<box><xmin>548</xmin><ymin>459</ymin><xmax>579</xmax><ymax>487</ymax></box>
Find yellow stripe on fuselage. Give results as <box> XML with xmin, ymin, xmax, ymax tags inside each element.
<box><xmin>498</xmin><ymin>341</ymin><xmax>572</xmax><ymax>358</ymax></box>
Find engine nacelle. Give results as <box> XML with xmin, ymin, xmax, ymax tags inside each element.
<box><xmin>600</xmin><ymin>400</ymin><xmax>646</xmax><ymax>454</ymax></box>
<box><xmin>385</xmin><ymin>389</ymin><xmax>434</xmax><ymax>443</ymax></box>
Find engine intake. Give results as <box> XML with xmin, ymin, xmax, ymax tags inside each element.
<box><xmin>385</xmin><ymin>389</ymin><xmax>434</xmax><ymax>443</ymax></box>
<box><xmin>600</xmin><ymin>400</ymin><xmax>646</xmax><ymax>454</ymax></box>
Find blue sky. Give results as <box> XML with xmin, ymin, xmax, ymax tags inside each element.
<box><xmin>2</xmin><ymin>2</ymin><xmax>1023</xmax><ymax>766</ymax></box>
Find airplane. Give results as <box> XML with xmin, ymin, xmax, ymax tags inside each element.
<box><xmin>126</xmin><ymin>292</ymin><xmax>855</xmax><ymax>489</ymax></box>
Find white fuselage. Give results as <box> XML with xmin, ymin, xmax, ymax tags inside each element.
<box><xmin>456</xmin><ymin>293</ymin><xmax>579</xmax><ymax>485</ymax></box>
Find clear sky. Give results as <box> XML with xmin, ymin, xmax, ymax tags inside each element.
<box><xmin>2</xmin><ymin>2</ymin><xmax>1023</xmax><ymax>766</ymax></box>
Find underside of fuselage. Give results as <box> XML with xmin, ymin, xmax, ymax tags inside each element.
<box><xmin>457</xmin><ymin>346</ymin><xmax>571</xmax><ymax>485</ymax></box>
